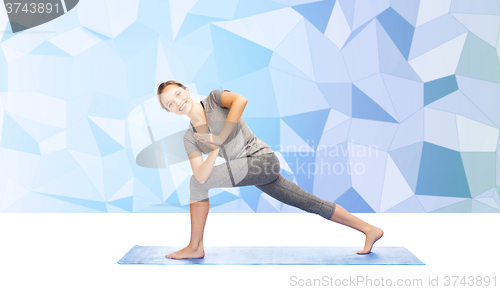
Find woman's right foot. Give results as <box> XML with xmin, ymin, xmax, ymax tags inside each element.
<box><xmin>356</xmin><ymin>226</ymin><xmax>384</xmax><ymax>255</ymax></box>
<box><xmin>166</xmin><ymin>245</ymin><xmax>205</xmax><ymax>259</ymax></box>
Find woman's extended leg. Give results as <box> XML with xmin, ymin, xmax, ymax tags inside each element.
<box><xmin>253</xmin><ymin>156</ymin><xmax>384</xmax><ymax>254</ymax></box>
<box><xmin>329</xmin><ymin>204</ymin><xmax>384</xmax><ymax>254</ymax></box>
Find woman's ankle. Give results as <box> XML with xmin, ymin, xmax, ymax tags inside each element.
<box><xmin>189</xmin><ymin>240</ymin><xmax>203</xmax><ymax>251</ymax></box>
<box><xmin>360</xmin><ymin>225</ymin><xmax>374</xmax><ymax>235</ymax></box>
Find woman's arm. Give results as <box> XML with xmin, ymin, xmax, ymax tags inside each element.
<box><xmin>191</xmin><ymin>91</ymin><xmax>247</xmax><ymax>183</ymax></box>
<box><xmin>218</xmin><ymin>91</ymin><xmax>248</xmax><ymax>142</ymax></box>
<box><xmin>188</xmin><ymin>146</ymin><xmax>220</xmax><ymax>184</ymax></box>
<box><xmin>194</xmin><ymin>91</ymin><xmax>248</xmax><ymax>146</ymax></box>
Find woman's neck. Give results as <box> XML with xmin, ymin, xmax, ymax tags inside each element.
<box><xmin>188</xmin><ymin>101</ymin><xmax>207</xmax><ymax>126</ymax></box>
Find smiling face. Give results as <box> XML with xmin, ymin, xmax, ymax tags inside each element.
<box><xmin>159</xmin><ymin>85</ymin><xmax>191</xmax><ymax>115</ymax></box>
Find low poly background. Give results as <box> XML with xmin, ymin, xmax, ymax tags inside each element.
<box><xmin>1</xmin><ymin>0</ymin><xmax>499</xmax><ymax>213</ymax></box>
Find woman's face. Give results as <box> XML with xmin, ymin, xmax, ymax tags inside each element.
<box><xmin>160</xmin><ymin>85</ymin><xmax>191</xmax><ymax>115</ymax></box>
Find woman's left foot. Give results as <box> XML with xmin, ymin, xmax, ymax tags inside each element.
<box><xmin>356</xmin><ymin>226</ymin><xmax>384</xmax><ymax>254</ymax></box>
<box><xmin>165</xmin><ymin>245</ymin><xmax>205</xmax><ymax>259</ymax></box>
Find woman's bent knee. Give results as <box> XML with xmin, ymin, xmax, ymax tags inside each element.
<box><xmin>189</xmin><ymin>175</ymin><xmax>209</xmax><ymax>202</ymax></box>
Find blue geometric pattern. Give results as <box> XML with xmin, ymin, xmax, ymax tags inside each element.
<box><xmin>1</xmin><ymin>0</ymin><xmax>499</xmax><ymax>213</ymax></box>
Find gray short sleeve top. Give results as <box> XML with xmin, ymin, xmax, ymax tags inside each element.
<box><xmin>183</xmin><ymin>89</ymin><xmax>273</xmax><ymax>160</ymax></box>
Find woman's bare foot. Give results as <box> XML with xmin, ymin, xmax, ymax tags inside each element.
<box><xmin>165</xmin><ymin>245</ymin><xmax>205</xmax><ymax>259</ymax></box>
<box><xmin>356</xmin><ymin>226</ymin><xmax>384</xmax><ymax>254</ymax></box>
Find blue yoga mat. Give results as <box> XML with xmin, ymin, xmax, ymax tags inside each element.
<box><xmin>117</xmin><ymin>245</ymin><xmax>424</xmax><ymax>265</ymax></box>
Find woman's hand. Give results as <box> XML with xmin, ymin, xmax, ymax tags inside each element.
<box><xmin>194</xmin><ymin>133</ymin><xmax>223</xmax><ymax>151</ymax></box>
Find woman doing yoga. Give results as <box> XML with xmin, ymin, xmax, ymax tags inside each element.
<box><xmin>157</xmin><ymin>80</ymin><xmax>384</xmax><ymax>259</ymax></box>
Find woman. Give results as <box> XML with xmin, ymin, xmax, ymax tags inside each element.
<box><xmin>157</xmin><ymin>80</ymin><xmax>384</xmax><ymax>259</ymax></box>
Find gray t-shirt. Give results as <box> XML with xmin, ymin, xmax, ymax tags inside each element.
<box><xmin>183</xmin><ymin>89</ymin><xmax>273</xmax><ymax>160</ymax></box>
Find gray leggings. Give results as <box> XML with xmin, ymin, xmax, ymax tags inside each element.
<box><xmin>189</xmin><ymin>152</ymin><xmax>337</xmax><ymax>220</ymax></box>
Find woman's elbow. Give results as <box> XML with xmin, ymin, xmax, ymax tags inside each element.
<box><xmin>193</xmin><ymin>171</ymin><xmax>207</xmax><ymax>185</ymax></box>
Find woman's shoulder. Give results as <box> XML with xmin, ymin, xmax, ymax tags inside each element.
<box><xmin>205</xmin><ymin>89</ymin><xmax>231</xmax><ymax>110</ymax></box>
<box><xmin>208</xmin><ymin>88</ymin><xmax>230</xmax><ymax>95</ymax></box>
